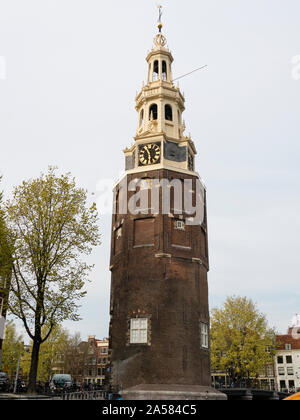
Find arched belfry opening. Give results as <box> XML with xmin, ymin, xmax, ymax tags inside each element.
<box><xmin>152</xmin><ymin>60</ymin><xmax>159</xmax><ymax>81</ymax></box>
<box><xmin>162</xmin><ymin>60</ymin><xmax>167</xmax><ymax>81</ymax></box>
<box><xmin>165</xmin><ymin>104</ymin><xmax>173</xmax><ymax>121</ymax></box>
<box><xmin>149</xmin><ymin>104</ymin><xmax>158</xmax><ymax>120</ymax></box>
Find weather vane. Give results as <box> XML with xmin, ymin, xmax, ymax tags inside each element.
<box><xmin>157</xmin><ymin>5</ymin><xmax>163</xmax><ymax>32</ymax></box>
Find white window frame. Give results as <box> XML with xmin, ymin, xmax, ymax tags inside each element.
<box><xmin>278</xmin><ymin>367</ymin><xmax>285</xmax><ymax>376</ymax></box>
<box><xmin>285</xmin><ymin>344</ymin><xmax>292</xmax><ymax>350</ymax></box>
<box><xmin>287</xmin><ymin>367</ymin><xmax>294</xmax><ymax>376</ymax></box>
<box><xmin>200</xmin><ymin>322</ymin><xmax>209</xmax><ymax>349</ymax></box>
<box><xmin>130</xmin><ymin>318</ymin><xmax>148</xmax><ymax>344</ymax></box>
<box><xmin>266</xmin><ymin>365</ymin><xmax>274</xmax><ymax>377</ymax></box>
<box><xmin>175</xmin><ymin>220</ymin><xmax>185</xmax><ymax>230</ymax></box>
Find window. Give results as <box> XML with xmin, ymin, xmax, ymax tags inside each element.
<box><xmin>149</xmin><ymin>104</ymin><xmax>158</xmax><ymax>120</ymax></box>
<box><xmin>286</xmin><ymin>355</ymin><xmax>293</xmax><ymax>364</ymax></box>
<box><xmin>153</xmin><ymin>60</ymin><xmax>159</xmax><ymax>81</ymax></box>
<box><xmin>288</xmin><ymin>380</ymin><xmax>295</xmax><ymax>389</ymax></box>
<box><xmin>165</xmin><ymin>104</ymin><xmax>173</xmax><ymax>121</ymax></box>
<box><xmin>101</xmin><ymin>347</ymin><xmax>108</xmax><ymax>355</ymax></box>
<box><xmin>162</xmin><ymin>60</ymin><xmax>167</xmax><ymax>81</ymax></box>
<box><xmin>285</xmin><ymin>344</ymin><xmax>292</xmax><ymax>350</ymax></box>
<box><xmin>266</xmin><ymin>365</ymin><xmax>274</xmax><ymax>377</ymax></box>
<box><xmin>174</xmin><ymin>220</ymin><xmax>185</xmax><ymax>230</ymax></box>
<box><xmin>277</xmin><ymin>356</ymin><xmax>284</xmax><ymax>364</ymax></box>
<box><xmin>287</xmin><ymin>367</ymin><xmax>294</xmax><ymax>376</ymax></box>
<box><xmin>278</xmin><ymin>367</ymin><xmax>285</xmax><ymax>376</ymax></box>
<box><xmin>280</xmin><ymin>380</ymin><xmax>286</xmax><ymax>390</ymax></box>
<box><xmin>130</xmin><ymin>318</ymin><xmax>148</xmax><ymax>344</ymax></box>
<box><xmin>200</xmin><ymin>322</ymin><xmax>209</xmax><ymax>349</ymax></box>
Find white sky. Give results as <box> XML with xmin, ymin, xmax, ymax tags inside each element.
<box><xmin>0</xmin><ymin>0</ymin><xmax>300</xmax><ymax>342</ymax></box>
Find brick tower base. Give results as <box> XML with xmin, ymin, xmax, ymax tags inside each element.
<box><xmin>121</xmin><ymin>384</ymin><xmax>227</xmax><ymax>400</ymax></box>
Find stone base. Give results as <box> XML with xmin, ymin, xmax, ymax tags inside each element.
<box><xmin>121</xmin><ymin>384</ymin><xmax>227</xmax><ymax>400</ymax></box>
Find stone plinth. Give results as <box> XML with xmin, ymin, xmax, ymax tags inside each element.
<box><xmin>121</xmin><ymin>384</ymin><xmax>227</xmax><ymax>400</ymax></box>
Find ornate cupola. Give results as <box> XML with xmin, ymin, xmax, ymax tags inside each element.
<box><xmin>124</xmin><ymin>14</ymin><xmax>197</xmax><ymax>175</ymax></box>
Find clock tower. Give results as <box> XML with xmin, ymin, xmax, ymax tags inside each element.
<box><xmin>108</xmin><ymin>13</ymin><xmax>225</xmax><ymax>400</ymax></box>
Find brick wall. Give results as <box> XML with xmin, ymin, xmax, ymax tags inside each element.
<box><xmin>109</xmin><ymin>169</ymin><xmax>211</xmax><ymax>390</ymax></box>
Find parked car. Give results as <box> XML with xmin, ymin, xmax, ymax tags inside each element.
<box><xmin>50</xmin><ymin>374</ymin><xmax>73</xmax><ymax>392</ymax></box>
<box><xmin>0</xmin><ymin>372</ymin><xmax>9</xmax><ymax>392</ymax></box>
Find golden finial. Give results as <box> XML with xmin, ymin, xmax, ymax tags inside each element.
<box><xmin>153</xmin><ymin>5</ymin><xmax>167</xmax><ymax>48</ymax></box>
<box><xmin>157</xmin><ymin>5</ymin><xmax>163</xmax><ymax>32</ymax></box>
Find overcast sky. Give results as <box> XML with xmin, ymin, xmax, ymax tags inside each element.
<box><xmin>0</xmin><ymin>0</ymin><xmax>299</xmax><ymax>342</ymax></box>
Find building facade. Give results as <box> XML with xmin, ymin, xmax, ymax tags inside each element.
<box><xmin>51</xmin><ymin>336</ymin><xmax>109</xmax><ymax>387</ymax></box>
<box><xmin>275</xmin><ymin>325</ymin><xmax>300</xmax><ymax>393</ymax></box>
<box><xmin>108</xmin><ymin>13</ymin><xmax>224</xmax><ymax>399</ymax></box>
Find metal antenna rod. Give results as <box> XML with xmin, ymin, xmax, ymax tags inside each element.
<box><xmin>173</xmin><ymin>65</ymin><xmax>208</xmax><ymax>82</ymax></box>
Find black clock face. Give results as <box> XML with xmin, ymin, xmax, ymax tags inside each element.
<box><xmin>139</xmin><ymin>143</ymin><xmax>161</xmax><ymax>165</ymax></box>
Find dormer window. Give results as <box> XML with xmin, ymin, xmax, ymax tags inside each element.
<box><xmin>162</xmin><ymin>60</ymin><xmax>167</xmax><ymax>81</ymax></box>
<box><xmin>153</xmin><ymin>60</ymin><xmax>159</xmax><ymax>81</ymax></box>
<box><xmin>165</xmin><ymin>104</ymin><xmax>173</xmax><ymax>121</ymax></box>
<box><xmin>149</xmin><ymin>104</ymin><xmax>158</xmax><ymax>120</ymax></box>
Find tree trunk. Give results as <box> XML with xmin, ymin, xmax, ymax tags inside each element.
<box><xmin>27</xmin><ymin>338</ymin><xmax>41</xmax><ymax>393</ymax></box>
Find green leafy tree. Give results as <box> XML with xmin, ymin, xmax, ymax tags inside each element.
<box><xmin>210</xmin><ymin>296</ymin><xmax>277</xmax><ymax>384</ymax></box>
<box><xmin>5</xmin><ymin>168</ymin><xmax>101</xmax><ymax>392</ymax></box>
<box><xmin>21</xmin><ymin>325</ymin><xmax>72</xmax><ymax>383</ymax></box>
<box><xmin>0</xmin><ymin>177</ymin><xmax>14</xmax><ymax>373</ymax></box>
<box><xmin>0</xmin><ymin>176</ymin><xmax>13</xmax><ymax>293</ymax></box>
<box><xmin>1</xmin><ymin>321</ymin><xmax>24</xmax><ymax>380</ymax></box>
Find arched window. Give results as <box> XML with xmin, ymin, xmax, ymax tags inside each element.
<box><xmin>139</xmin><ymin>109</ymin><xmax>144</xmax><ymax>127</ymax></box>
<box><xmin>149</xmin><ymin>104</ymin><xmax>158</xmax><ymax>120</ymax></box>
<box><xmin>162</xmin><ymin>60</ymin><xmax>167</xmax><ymax>81</ymax></box>
<box><xmin>153</xmin><ymin>60</ymin><xmax>159</xmax><ymax>81</ymax></box>
<box><xmin>165</xmin><ymin>104</ymin><xmax>173</xmax><ymax>121</ymax></box>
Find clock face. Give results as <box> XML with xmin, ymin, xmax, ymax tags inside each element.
<box><xmin>139</xmin><ymin>143</ymin><xmax>161</xmax><ymax>166</ymax></box>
